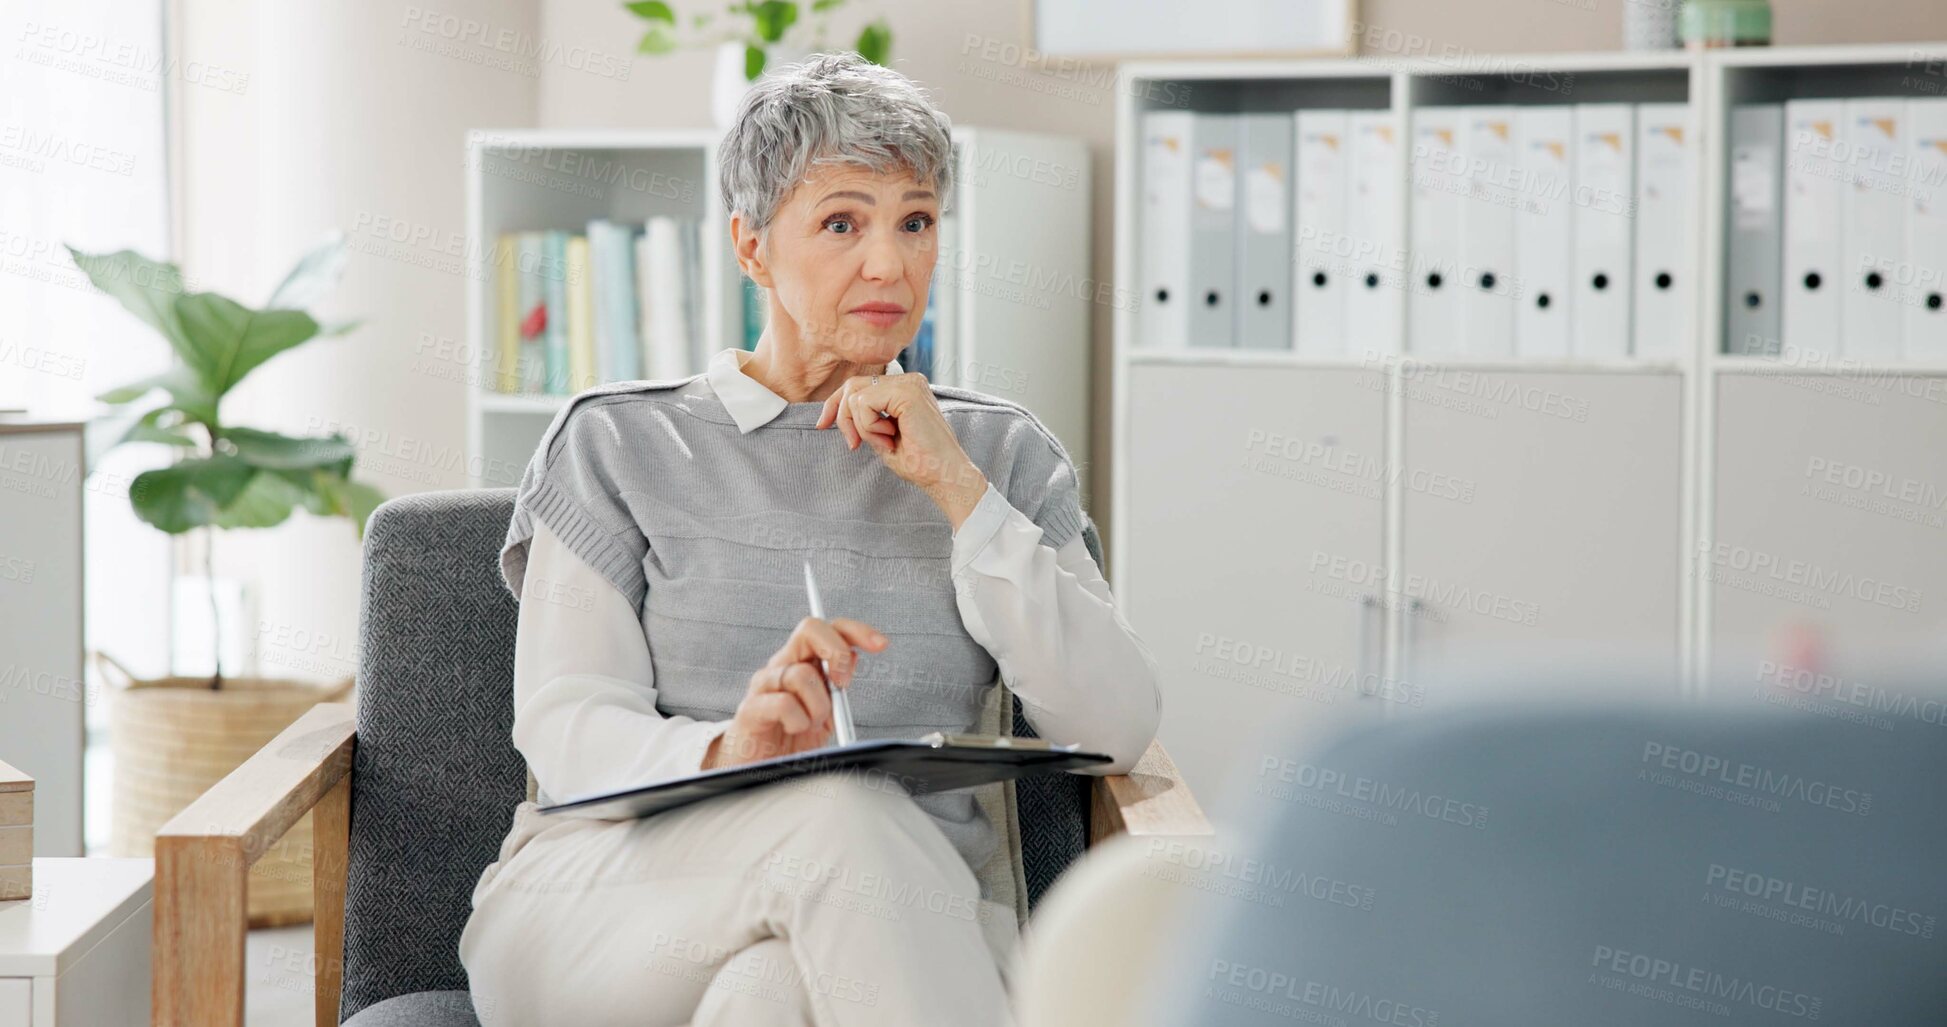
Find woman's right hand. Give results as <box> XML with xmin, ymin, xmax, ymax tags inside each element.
<box><xmin>702</xmin><ymin>616</ymin><xmax>889</xmax><ymax>770</ymax></box>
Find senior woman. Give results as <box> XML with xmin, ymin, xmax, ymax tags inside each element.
<box><xmin>458</xmin><ymin>53</ymin><xmax>1160</xmax><ymax>1027</ymax></box>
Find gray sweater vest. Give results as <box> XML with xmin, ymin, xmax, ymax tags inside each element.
<box><xmin>499</xmin><ymin>373</ymin><xmax>1086</xmax><ymax>874</ymax></box>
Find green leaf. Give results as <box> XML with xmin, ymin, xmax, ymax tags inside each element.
<box><xmin>854</xmin><ymin>19</ymin><xmax>890</xmax><ymax>65</ymax></box>
<box><xmin>624</xmin><ymin>0</ymin><xmax>676</xmax><ymax>23</ymax></box>
<box><xmin>95</xmin><ymin>364</ymin><xmax>208</xmax><ymax>407</ymax></box>
<box><xmin>638</xmin><ymin>25</ymin><xmax>679</xmax><ymax>53</ymax></box>
<box><xmin>221</xmin><ymin>427</ymin><xmax>355</xmax><ymax>470</ymax></box>
<box><xmin>319</xmin><ymin>474</ymin><xmax>386</xmax><ymax>537</ymax></box>
<box><xmin>811</xmin><ymin>0</ymin><xmax>844</xmax><ymax>11</ymax></box>
<box><xmin>278</xmin><ymin>470</ymin><xmax>338</xmax><ymax>516</ymax></box>
<box><xmin>99</xmin><ymin>372</ymin><xmax>173</xmax><ymax>405</ymax></box>
<box><xmin>128</xmin><ymin>455</ymin><xmax>256</xmax><ymax>534</ymax></box>
<box><xmin>64</xmin><ymin>246</ymin><xmax>193</xmax><ymax>350</ymax></box>
<box><xmin>172</xmin><ymin>292</ymin><xmax>320</xmax><ymax>396</ymax></box>
<box><xmin>121</xmin><ymin>407</ymin><xmax>198</xmax><ymax>448</ymax></box>
<box><xmin>97</xmin><ymin>365</ymin><xmax>216</xmax><ymax>423</ymax></box>
<box><xmin>750</xmin><ymin>0</ymin><xmax>797</xmax><ymax>43</ymax></box>
<box><xmin>210</xmin><ymin>471</ymin><xmax>305</xmax><ymax>530</ymax></box>
<box><xmin>744</xmin><ymin>42</ymin><xmax>766</xmax><ymax>79</ymax></box>
<box><xmin>265</xmin><ymin>233</ymin><xmax>349</xmax><ymax>314</ymax></box>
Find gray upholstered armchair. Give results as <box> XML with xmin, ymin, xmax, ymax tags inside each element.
<box><xmin>152</xmin><ymin>489</ymin><xmax>1207</xmax><ymax>1026</ymax></box>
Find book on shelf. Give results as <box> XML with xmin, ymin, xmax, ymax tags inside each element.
<box><xmin>492</xmin><ymin>216</ymin><xmax>709</xmax><ymax>395</ymax></box>
<box><xmin>899</xmin><ymin>282</ymin><xmax>939</xmax><ymax>379</ymax></box>
<box><xmin>495</xmin><ymin>240</ymin><xmax>521</xmax><ymax>392</ymax></box>
<box><xmin>741</xmin><ymin>278</ymin><xmax>766</xmax><ymax>350</ymax></box>
<box><xmin>589</xmin><ymin>219</ymin><xmax>641</xmax><ymax>382</ymax></box>
<box><xmin>542</xmin><ymin>232</ymin><xmax>571</xmax><ymax>391</ymax></box>
<box><xmin>641</xmin><ymin>217</ymin><xmax>689</xmax><ymax>381</ymax></box>
<box><xmin>515</xmin><ymin>232</ymin><xmax>547</xmax><ymax>392</ymax></box>
<box><xmin>903</xmin><ymin>212</ymin><xmax>960</xmax><ymax>384</ymax></box>
<box><xmin>565</xmin><ymin>235</ymin><xmax>597</xmax><ymax>392</ymax></box>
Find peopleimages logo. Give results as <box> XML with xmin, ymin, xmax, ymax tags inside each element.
<box><xmin>1206</xmin><ymin>959</ymin><xmax>1440</xmax><ymax>1027</ymax></box>
<box><xmin>1590</xmin><ymin>945</ymin><xmax>1822</xmax><ymax>1019</ymax></box>
<box><xmin>1257</xmin><ymin>756</ymin><xmax>1490</xmax><ymax>829</ymax></box>
<box><xmin>1695</xmin><ymin>538</ymin><xmax>1923</xmax><ymax>613</ymax></box>
<box><xmin>1706</xmin><ymin>864</ymin><xmax>1937</xmax><ymax>940</ymax></box>
<box><xmin>1755</xmin><ymin>660</ymin><xmax>1947</xmax><ymax>730</ymax></box>
<box><xmin>1640</xmin><ymin>742</ymin><xmax>1873</xmax><ymax>815</ymax></box>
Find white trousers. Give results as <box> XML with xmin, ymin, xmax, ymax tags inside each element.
<box><xmin>458</xmin><ymin>772</ymin><xmax>1020</xmax><ymax>1027</ymax></box>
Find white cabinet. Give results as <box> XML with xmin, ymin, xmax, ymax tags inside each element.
<box><xmin>0</xmin><ymin>422</ymin><xmax>85</xmax><ymax>858</ymax></box>
<box><xmin>0</xmin><ymin>859</ymin><xmax>152</xmax><ymax>1026</ymax></box>
<box><xmin>1121</xmin><ymin>361</ymin><xmax>1388</xmax><ymax>794</ymax></box>
<box><xmin>1108</xmin><ymin>46</ymin><xmax>1947</xmax><ymax>787</ymax></box>
<box><xmin>1707</xmin><ymin>373</ymin><xmax>1947</xmax><ymax>682</ymax></box>
<box><xmin>0</xmin><ymin>978</ymin><xmax>28</xmax><ymax>1027</ymax></box>
<box><xmin>1401</xmin><ymin>371</ymin><xmax>1685</xmax><ymax>693</ymax></box>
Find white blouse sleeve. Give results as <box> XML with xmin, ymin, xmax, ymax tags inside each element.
<box><xmin>950</xmin><ymin>481</ymin><xmax>1162</xmax><ymax>774</ymax></box>
<box><xmin>511</xmin><ymin>519</ymin><xmax>729</xmax><ymax>804</ymax></box>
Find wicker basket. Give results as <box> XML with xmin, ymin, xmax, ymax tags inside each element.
<box><xmin>99</xmin><ymin>652</ymin><xmax>354</xmax><ymax>928</ymax></box>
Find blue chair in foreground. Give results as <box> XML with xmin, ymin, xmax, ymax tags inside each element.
<box><xmin>1041</xmin><ymin>698</ymin><xmax>1947</xmax><ymax>1026</ymax></box>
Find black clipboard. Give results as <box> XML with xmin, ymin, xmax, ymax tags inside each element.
<box><xmin>538</xmin><ymin>732</ymin><xmax>1112</xmax><ymax>820</ymax></box>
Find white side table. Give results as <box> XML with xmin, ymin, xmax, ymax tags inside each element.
<box><xmin>0</xmin><ymin>858</ymin><xmax>152</xmax><ymax>1026</ymax></box>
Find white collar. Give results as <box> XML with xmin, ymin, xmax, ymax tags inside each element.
<box><xmin>705</xmin><ymin>347</ymin><xmax>904</xmax><ymax>434</ymax></box>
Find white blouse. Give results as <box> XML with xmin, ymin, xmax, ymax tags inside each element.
<box><xmin>510</xmin><ymin>349</ymin><xmax>1163</xmax><ymax>805</ymax></box>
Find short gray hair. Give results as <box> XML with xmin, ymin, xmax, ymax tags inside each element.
<box><xmin>717</xmin><ymin>52</ymin><xmax>954</xmax><ymax>238</ymax></box>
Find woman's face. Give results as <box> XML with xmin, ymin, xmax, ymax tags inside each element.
<box><xmin>742</xmin><ymin>161</ymin><xmax>940</xmax><ymax>366</ymax></box>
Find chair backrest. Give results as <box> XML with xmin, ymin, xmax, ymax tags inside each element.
<box><xmin>342</xmin><ymin>488</ymin><xmax>1091</xmax><ymax>1022</ymax></box>
<box><xmin>1142</xmin><ymin>699</ymin><xmax>1947</xmax><ymax>1025</ymax></box>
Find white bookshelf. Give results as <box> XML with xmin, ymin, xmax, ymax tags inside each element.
<box><xmin>463</xmin><ymin>126</ymin><xmax>1093</xmax><ymax>492</ymax></box>
<box><xmin>1111</xmin><ymin>45</ymin><xmax>1947</xmax><ymax>797</ymax></box>
<box><xmin>463</xmin><ymin>128</ymin><xmax>730</xmax><ymax>488</ymax></box>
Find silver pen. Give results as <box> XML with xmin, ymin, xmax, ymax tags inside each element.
<box><xmin>801</xmin><ymin>560</ymin><xmax>858</xmax><ymax>746</ymax></box>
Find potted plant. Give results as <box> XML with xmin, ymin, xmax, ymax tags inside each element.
<box><xmin>68</xmin><ymin>235</ymin><xmax>380</xmax><ymax>927</ymax></box>
<box><xmin>624</xmin><ymin>0</ymin><xmax>893</xmax><ymax>127</ymax></box>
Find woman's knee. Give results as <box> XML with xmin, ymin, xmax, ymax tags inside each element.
<box><xmin>691</xmin><ymin>938</ymin><xmax>812</xmax><ymax>1026</ymax></box>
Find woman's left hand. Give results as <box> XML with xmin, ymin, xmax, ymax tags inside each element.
<box><xmin>815</xmin><ymin>371</ymin><xmax>988</xmax><ymax>526</ymax></box>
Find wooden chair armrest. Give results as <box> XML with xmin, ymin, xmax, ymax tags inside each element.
<box><xmin>1087</xmin><ymin>737</ymin><xmax>1211</xmax><ymax>845</ymax></box>
<box><xmin>153</xmin><ymin>701</ymin><xmax>355</xmax><ymax>1027</ymax></box>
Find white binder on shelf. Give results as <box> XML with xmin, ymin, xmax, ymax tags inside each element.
<box><xmin>1346</xmin><ymin>111</ymin><xmax>1403</xmax><ymax>357</ymax></box>
<box><xmin>1841</xmin><ymin>98</ymin><xmax>1906</xmax><ymax>361</ymax></box>
<box><xmin>1236</xmin><ymin>113</ymin><xmax>1294</xmax><ymax>350</ymax></box>
<box><xmin>1294</xmin><ymin>109</ymin><xmax>1349</xmax><ymax>356</ymax></box>
<box><xmin>1458</xmin><ymin>106</ymin><xmax>1516</xmax><ymax>357</ymax></box>
<box><xmin>1726</xmin><ymin>104</ymin><xmax>1784</xmax><ymax>356</ymax></box>
<box><xmin>1906</xmin><ymin>98</ymin><xmax>1947</xmax><ymax>359</ymax></box>
<box><xmin>1513</xmin><ymin>106</ymin><xmax>1575</xmax><ymax>359</ymax></box>
<box><xmin>1189</xmin><ymin>113</ymin><xmax>1241</xmax><ymax>348</ymax></box>
<box><xmin>1781</xmin><ymin>99</ymin><xmax>1846</xmax><ymax>358</ymax></box>
<box><xmin>1408</xmin><ymin>106</ymin><xmax>1464</xmax><ymax>356</ymax></box>
<box><xmin>1631</xmin><ymin>103</ymin><xmax>1691</xmax><ymax>360</ymax></box>
<box><xmin>1139</xmin><ymin>111</ymin><xmax>1194</xmax><ymax>349</ymax></box>
<box><xmin>1571</xmin><ymin>104</ymin><xmax>1635</xmax><ymax>359</ymax></box>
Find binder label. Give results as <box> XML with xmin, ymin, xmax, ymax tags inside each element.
<box><xmin>1195</xmin><ymin>149</ymin><xmax>1236</xmax><ymax>210</ymax></box>
<box><xmin>1245</xmin><ymin>164</ymin><xmax>1285</xmax><ymax>233</ymax></box>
